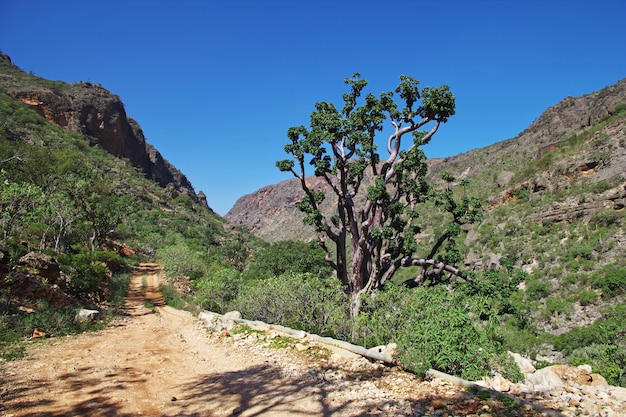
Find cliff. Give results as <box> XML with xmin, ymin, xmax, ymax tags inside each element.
<box><xmin>0</xmin><ymin>52</ymin><xmax>208</xmax><ymax>208</ymax></box>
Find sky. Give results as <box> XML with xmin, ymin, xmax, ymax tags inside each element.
<box><xmin>1</xmin><ymin>1</ymin><xmax>625</xmax><ymax>215</ymax></box>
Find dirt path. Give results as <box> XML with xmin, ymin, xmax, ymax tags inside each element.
<box><xmin>1</xmin><ymin>265</ymin><xmax>335</xmax><ymax>416</ymax></box>
<box><xmin>1</xmin><ymin>264</ymin><xmax>558</xmax><ymax>417</ymax></box>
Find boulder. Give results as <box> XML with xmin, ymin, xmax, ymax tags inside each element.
<box><xmin>1</xmin><ymin>272</ymin><xmax>76</xmax><ymax>306</ymax></box>
<box><xmin>18</xmin><ymin>252</ymin><xmax>61</xmax><ymax>283</ymax></box>
<box><xmin>525</xmin><ymin>366</ymin><xmax>565</xmax><ymax>392</ymax></box>
<box><xmin>508</xmin><ymin>351</ymin><xmax>536</xmax><ymax>375</ymax></box>
<box><xmin>75</xmin><ymin>309</ymin><xmax>99</xmax><ymax>323</ymax></box>
<box><xmin>552</xmin><ymin>364</ymin><xmax>592</xmax><ymax>385</ymax></box>
<box><xmin>199</xmin><ymin>310</ymin><xmax>241</xmax><ymax>332</ymax></box>
<box><xmin>367</xmin><ymin>343</ymin><xmax>397</xmax><ymax>358</ymax></box>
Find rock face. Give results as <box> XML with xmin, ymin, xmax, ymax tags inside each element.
<box><xmin>0</xmin><ymin>53</ymin><xmax>207</xmax><ymax>208</ymax></box>
<box><xmin>226</xmin><ymin>176</ymin><xmax>331</xmax><ymax>242</ymax></box>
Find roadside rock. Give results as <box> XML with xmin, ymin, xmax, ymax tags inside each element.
<box><xmin>18</xmin><ymin>252</ymin><xmax>61</xmax><ymax>283</ymax></box>
<box><xmin>0</xmin><ymin>272</ymin><xmax>76</xmax><ymax>306</ymax></box>
<box><xmin>198</xmin><ymin>310</ymin><xmax>241</xmax><ymax>332</ymax></box>
<box><xmin>509</xmin><ymin>351</ymin><xmax>536</xmax><ymax>374</ymax></box>
<box><xmin>74</xmin><ymin>308</ymin><xmax>99</xmax><ymax>323</ymax></box>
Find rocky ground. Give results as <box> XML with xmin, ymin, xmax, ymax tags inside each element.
<box><xmin>1</xmin><ymin>265</ymin><xmax>624</xmax><ymax>416</ymax></box>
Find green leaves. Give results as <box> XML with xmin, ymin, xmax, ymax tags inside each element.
<box><xmin>276</xmin><ymin>159</ymin><xmax>294</xmax><ymax>172</ymax></box>
<box><xmin>419</xmin><ymin>85</ymin><xmax>456</xmax><ymax>123</ymax></box>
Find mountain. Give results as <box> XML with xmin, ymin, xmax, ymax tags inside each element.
<box><xmin>0</xmin><ymin>52</ymin><xmax>209</xmax><ymax>209</ymax></box>
<box><xmin>1</xmin><ymin>52</ymin><xmax>263</xmax><ymax>310</ymax></box>
<box><xmin>227</xmin><ymin>79</ymin><xmax>626</xmax><ymax>243</ymax></box>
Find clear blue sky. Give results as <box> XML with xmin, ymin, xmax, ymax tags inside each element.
<box><xmin>1</xmin><ymin>1</ymin><xmax>625</xmax><ymax>215</ymax></box>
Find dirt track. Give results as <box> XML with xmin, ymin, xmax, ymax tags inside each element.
<box><xmin>0</xmin><ymin>265</ymin><xmax>413</xmax><ymax>416</ymax></box>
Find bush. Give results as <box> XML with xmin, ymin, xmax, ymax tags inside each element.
<box><xmin>525</xmin><ymin>278</ymin><xmax>551</xmax><ymax>300</ymax></box>
<box><xmin>354</xmin><ymin>283</ymin><xmax>411</xmax><ymax>347</ymax></box>
<box><xmin>232</xmin><ymin>273</ymin><xmax>349</xmax><ymax>337</ymax></box>
<box><xmin>59</xmin><ymin>251</ymin><xmax>110</xmax><ymax>301</ymax></box>
<box><xmin>157</xmin><ymin>241</ymin><xmax>208</xmax><ymax>281</ymax></box>
<box><xmin>578</xmin><ymin>290</ymin><xmax>599</xmax><ymax>306</ymax></box>
<box><xmin>545</xmin><ymin>297</ymin><xmax>572</xmax><ymax>317</ymax></box>
<box><xmin>394</xmin><ymin>286</ymin><xmax>510</xmax><ymax>381</ymax></box>
<box><xmin>590</xmin><ymin>208</ymin><xmax>622</xmax><ymax>229</ymax></box>
<box><xmin>192</xmin><ymin>267</ymin><xmax>243</xmax><ymax>314</ymax></box>
<box><xmin>593</xmin><ymin>267</ymin><xmax>626</xmax><ymax>298</ymax></box>
<box><xmin>246</xmin><ymin>240</ymin><xmax>333</xmax><ymax>279</ymax></box>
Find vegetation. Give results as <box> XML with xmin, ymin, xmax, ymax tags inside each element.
<box><xmin>1</xmin><ymin>54</ymin><xmax>625</xmax><ymax>386</ymax></box>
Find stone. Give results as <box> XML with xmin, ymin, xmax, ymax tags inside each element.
<box><xmin>223</xmin><ymin>311</ymin><xmax>242</xmax><ymax>320</ymax></box>
<box><xmin>294</xmin><ymin>343</ymin><xmax>309</xmax><ymax>352</ymax></box>
<box><xmin>2</xmin><ymin>272</ymin><xmax>76</xmax><ymax>306</ymax></box>
<box><xmin>430</xmin><ymin>399</ymin><xmax>446</xmax><ymax>409</ymax></box>
<box><xmin>610</xmin><ymin>386</ymin><xmax>626</xmax><ymax>401</ymax></box>
<box><xmin>18</xmin><ymin>252</ymin><xmax>61</xmax><ymax>282</ymax></box>
<box><xmin>552</xmin><ymin>364</ymin><xmax>592</xmax><ymax>385</ymax></box>
<box><xmin>74</xmin><ymin>309</ymin><xmax>99</xmax><ymax>323</ymax></box>
<box><xmin>581</xmin><ymin>400</ymin><xmax>603</xmax><ymax>415</ymax></box>
<box><xmin>508</xmin><ymin>351</ymin><xmax>536</xmax><ymax>375</ymax></box>
<box><xmin>487</xmin><ymin>374</ymin><xmax>511</xmax><ymax>392</ymax></box>
<box><xmin>31</xmin><ymin>328</ymin><xmax>47</xmax><ymax>338</ymax></box>
<box><xmin>590</xmin><ymin>373</ymin><xmax>609</xmax><ymax>388</ymax></box>
<box><xmin>525</xmin><ymin>366</ymin><xmax>565</xmax><ymax>392</ymax></box>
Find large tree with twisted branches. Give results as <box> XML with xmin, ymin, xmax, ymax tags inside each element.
<box><xmin>277</xmin><ymin>74</ymin><xmax>481</xmax><ymax>316</ymax></box>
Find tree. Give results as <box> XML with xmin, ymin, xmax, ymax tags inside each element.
<box><xmin>277</xmin><ymin>74</ymin><xmax>481</xmax><ymax>316</ymax></box>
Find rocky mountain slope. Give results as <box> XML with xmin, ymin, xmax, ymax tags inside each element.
<box><xmin>0</xmin><ymin>52</ymin><xmax>209</xmax><ymax>209</ymax></box>
<box><xmin>227</xmin><ymin>78</ymin><xmax>626</xmax><ymax>244</ymax></box>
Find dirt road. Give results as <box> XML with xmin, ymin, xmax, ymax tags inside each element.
<box><xmin>0</xmin><ymin>265</ymin><xmax>342</xmax><ymax>416</ymax></box>
<box><xmin>1</xmin><ymin>264</ymin><xmax>552</xmax><ymax>417</ymax></box>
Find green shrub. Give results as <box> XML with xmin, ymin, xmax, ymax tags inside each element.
<box><xmin>354</xmin><ymin>283</ymin><xmax>411</xmax><ymax>347</ymax></box>
<box><xmin>157</xmin><ymin>241</ymin><xmax>208</xmax><ymax>281</ymax></box>
<box><xmin>192</xmin><ymin>267</ymin><xmax>243</xmax><ymax>314</ymax></box>
<box><xmin>159</xmin><ymin>282</ymin><xmax>192</xmax><ymax>310</ymax></box>
<box><xmin>593</xmin><ymin>267</ymin><xmax>626</xmax><ymax>297</ymax></box>
<box><xmin>59</xmin><ymin>251</ymin><xmax>110</xmax><ymax>301</ymax></box>
<box><xmin>525</xmin><ymin>278</ymin><xmax>551</xmax><ymax>300</ymax></box>
<box><xmin>567</xmin><ymin>343</ymin><xmax>626</xmax><ymax>387</ymax></box>
<box><xmin>394</xmin><ymin>286</ymin><xmax>509</xmax><ymax>381</ymax></box>
<box><xmin>245</xmin><ymin>240</ymin><xmax>333</xmax><ymax>279</ymax></box>
<box><xmin>590</xmin><ymin>209</ymin><xmax>626</xmax><ymax>227</ymax></box>
<box><xmin>232</xmin><ymin>273</ymin><xmax>349</xmax><ymax>337</ymax></box>
<box><xmin>578</xmin><ymin>290</ymin><xmax>599</xmax><ymax>306</ymax></box>
<box><xmin>545</xmin><ymin>297</ymin><xmax>572</xmax><ymax>317</ymax></box>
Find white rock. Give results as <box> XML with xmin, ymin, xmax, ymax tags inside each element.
<box><xmin>223</xmin><ymin>311</ymin><xmax>242</xmax><ymax>320</ymax></box>
<box><xmin>74</xmin><ymin>309</ymin><xmax>99</xmax><ymax>322</ymax></box>
<box><xmin>525</xmin><ymin>366</ymin><xmax>565</xmax><ymax>392</ymax></box>
<box><xmin>508</xmin><ymin>351</ymin><xmax>536</xmax><ymax>375</ymax></box>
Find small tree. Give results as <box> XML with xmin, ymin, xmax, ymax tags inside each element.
<box><xmin>277</xmin><ymin>74</ymin><xmax>481</xmax><ymax>316</ymax></box>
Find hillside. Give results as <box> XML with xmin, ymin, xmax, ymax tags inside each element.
<box><xmin>0</xmin><ymin>52</ymin><xmax>207</xmax><ymax>208</ymax></box>
<box><xmin>0</xmin><ymin>53</ymin><xmax>262</xmax><ymax>323</ymax></box>
<box><xmin>227</xmin><ymin>79</ymin><xmax>626</xmax><ymax>334</ymax></box>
